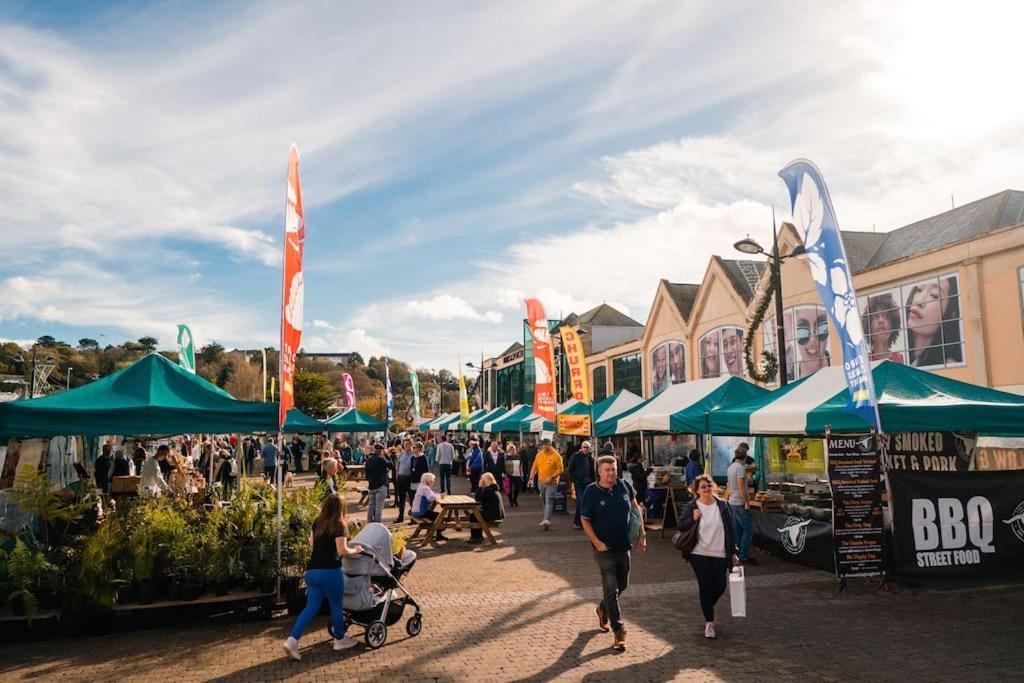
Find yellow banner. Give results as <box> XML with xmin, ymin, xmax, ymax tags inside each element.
<box><xmin>559</xmin><ymin>326</ymin><xmax>590</xmax><ymax>403</ymax></box>
<box><xmin>557</xmin><ymin>414</ymin><xmax>592</xmax><ymax>436</ymax></box>
<box><xmin>458</xmin><ymin>357</ymin><xmax>470</xmax><ymax>424</ymax></box>
<box><xmin>768</xmin><ymin>437</ymin><xmax>826</xmax><ymax>474</ymax></box>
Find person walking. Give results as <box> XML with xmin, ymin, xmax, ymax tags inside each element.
<box><xmin>409</xmin><ymin>442</ymin><xmax>429</xmax><ymax>500</ymax></box>
<box><xmin>626</xmin><ymin>453</ymin><xmax>651</xmax><ymax>509</ymax></box>
<box><xmin>483</xmin><ymin>440</ymin><xmax>506</xmax><ymax>492</ymax></box>
<box><xmin>261</xmin><ymin>437</ymin><xmax>279</xmax><ymax>481</ymax></box>
<box><xmin>567</xmin><ymin>441</ymin><xmax>596</xmax><ymax>530</ymax></box>
<box><xmin>282</xmin><ymin>493</ymin><xmax>364</xmax><ymax>660</ymax></box>
<box><xmin>528</xmin><ymin>438</ymin><xmax>564</xmax><ymax>531</ymax></box>
<box><xmin>505</xmin><ymin>443</ymin><xmax>523</xmax><ymax>507</ymax></box>
<box><xmin>725</xmin><ymin>447</ymin><xmax>756</xmax><ymax>565</ymax></box>
<box><xmin>394</xmin><ymin>439</ymin><xmax>415</xmax><ymax>523</ymax></box>
<box><xmin>677</xmin><ymin>474</ymin><xmax>739</xmax><ymax>639</ymax></box>
<box><xmin>364</xmin><ymin>443</ymin><xmax>393</xmax><ymax>524</ymax></box>
<box><xmin>94</xmin><ymin>444</ymin><xmax>113</xmax><ymax>494</ymax></box>
<box><xmin>684</xmin><ymin>449</ymin><xmax>701</xmax><ymax>486</ymax></box>
<box><xmin>425</xmin><ymin>437</ymin><xmax>437</xmax><ymax>473</ymax></box>
<box><xmin>435</xmin><ymin>435</ymin><xmax>455</xmax><ymax>494</ymax></box>
<box><xmin>466</xmin><ymin>440</ymin><xmax>484</xmax><ymax>493</ymax></box>
<box><xmin>469</xmin><ymin>472</ymin><xmax>504</xmax><ymax>544</ymax></box>
<box><xmin>580</xmin><ymin>454</ymin><xmax>646</xmax><ymax>651</ymax></box>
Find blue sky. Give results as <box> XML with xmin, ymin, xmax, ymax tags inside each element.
<box><xmin>2</xmin><ymin>1</ymin><xmax>1022</xmax><ymax>372</ymax></box>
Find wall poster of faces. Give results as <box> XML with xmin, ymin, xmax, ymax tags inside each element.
<box><xmin>650</xmin><ymin>340</ymin><xmax>686</xmax><ymax>395</ymax></box>
<box><xmin>699</xmin><ymin>326</ymin><xmax>745</xmax><ymax>379</ymax></box>
<box><xmin>763</xmin><ymin>305</ymin><xmax>832</xmax><ymax>381</ymax></box>
<box><xmin>858</xmin><ymin>272</ymin><xmax>963</xmax><ymax>369</ymax></box>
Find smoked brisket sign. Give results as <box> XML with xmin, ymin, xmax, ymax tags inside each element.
<box><xmin>826</xmin><ymin>434</ymin><xmax>885</xmax><ymax>580</ymax></box>
<box><xmin>880</xmin><ymin>431</ymin><xmax>976</xmax><ymax>472</ymax></box>
<box><xmin>889</xmin><ymin>470</ymin><xmax>1024</xmax><ymax>578</ymax></box>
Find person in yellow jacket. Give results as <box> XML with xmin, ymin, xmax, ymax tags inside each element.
<box><xmin>529</xmin><ymin>438</ymin><xmax>564</xmax><ymax>531</ymax></box>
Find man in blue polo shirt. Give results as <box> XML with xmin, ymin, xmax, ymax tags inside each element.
<box><xmin>580</xmin><ymin>454</ymin><xmax>646</xmax><ymax>652</ymax></box>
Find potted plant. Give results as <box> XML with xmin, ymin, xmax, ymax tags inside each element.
<box><xmin>0</xmin><ymin>538</ymin><xmax>56</xmax><ymax>621</ymax></box>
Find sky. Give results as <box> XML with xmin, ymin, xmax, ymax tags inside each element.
<box><xmin>1</xmin><ymin>1</ymin><xmax>1023</xmax><ymax>373</ymax></box>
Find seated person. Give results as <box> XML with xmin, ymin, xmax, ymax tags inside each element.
<box><xmin>318</xmin><ymin>458</ymin><xmax>340</xmax><ymax>496</ymax></box>
<box><xmin>470</xmin><ymin>472</ymin><xmax>505</xmax><ymax>544</ymax></box>
<box><xmin>410</xmin><ymin>473</ymin><xmax>447</xmax><ymax>541</ymax></box>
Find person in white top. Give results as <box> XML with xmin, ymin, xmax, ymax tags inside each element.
<box><xmin>677</xmin><ymin>474</ymin><xmax>738</xmax><ymax>639</ymax></box>
<box><xmin>724</xmin><ymin>444</ymin><xmax>756</xmax><ymax>565</ymax></box>
<box><xmin>141</xmin><ymin>444</ymin><xmax>172</xmax><ymax>494</ymax></box>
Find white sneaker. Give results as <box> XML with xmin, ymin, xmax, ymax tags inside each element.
<box><xmin>282</xmin><ymin>636</ymin><xmax>301</xmax><ymax>661</ymax></box>
<box><xmin>704</xmin><ymin>623</ymin><xmax>716</xmax><ymax>639</ymax></box>
<box><xmin>542</xmin><ymin>519</ymin><xmax>551</xmax><ymax>531</ymax></box>
<box><xmin>333</xmin><ymin>636</ymin><xmax>358</xmax><ymax>651</ymax></box>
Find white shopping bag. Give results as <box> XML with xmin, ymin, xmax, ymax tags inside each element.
<box><xmin>729</xmin><ymin>566</ymin><xmax>747</xmax><ymax>618</ymax></box>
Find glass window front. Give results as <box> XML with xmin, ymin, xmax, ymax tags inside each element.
<box><xmin>612</xmin><ymin>353</ymin><xmax>642</xmax><ymax>396</ymax></box>
<box><xmin>593</xmin><ymin>366</ymin><xmax>607</xmax><ymax>402</ymax></box>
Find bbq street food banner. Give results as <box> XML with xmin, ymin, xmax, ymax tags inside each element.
<box><xmin>752</xmin><ymin>511</ymin><xmax>834</xmax><ymax>573</ymax></box>
<box><xmin>827</xmin><ymin>435</ymin><xmax>885</xmax><ymax>580</ymax></box>
<box><xmin>889</xmin><ymin>470</ymin><xmax>1024</xmax><ymax>578</ymax></box>
<box><xmin>880</xmin><ymin>431</ymin><xmax>976</xmax><ymax>472</ymax></box>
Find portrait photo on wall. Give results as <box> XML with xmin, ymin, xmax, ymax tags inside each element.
<box><xmin>651</xmin><ymin>340</ymin><xmax>686</xmax><ymax>394</ymax></box>
<box><xmin>785</xmin><ymin>305</ymin><xmax>831</xmax><ymax>380</ymax></box>
<box><xmin>699</xmin><ymin>327</ymin><xmax>745</xmax><ymax>378</ymax></box>
<box><xmin>857</xmin><ymin>272</ymin><xmax>963</xmax><ymax>370</ymax></box>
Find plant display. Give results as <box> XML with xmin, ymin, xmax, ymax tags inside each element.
<box><xmin>0</xmin><ymin>538</ymin><xmax>57</xmax><ymax>620</ymax></box>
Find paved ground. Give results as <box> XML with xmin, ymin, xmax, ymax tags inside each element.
<box><xmin>2</xmin><ymin>472</ymin><xmax>1023</xmax><ymax>682</ymax></box>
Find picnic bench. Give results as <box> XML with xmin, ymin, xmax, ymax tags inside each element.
<box><xmin>409</xmin><ymin>494</ymin><xmax>498</xmax><ymax>547</ymax></box>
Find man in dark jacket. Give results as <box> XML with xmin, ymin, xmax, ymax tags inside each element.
<box><xmin>567</xmin><ymin>441</ymin><xmax>596</xmax><ymax>530</ymax></box>
<box><xmin>94</xmin><ymin>444</ymin><xmax>113</xmax><ymax>493</ymax></box>
<box><xmin>365</xmin><ymin>443</ymin><xmax>393</xmax><ymax>524</ymax></box>
<box><xmin>483</xmin><ymin>440</ymin><xmax>506</xmax><ymax>491</ymax></box>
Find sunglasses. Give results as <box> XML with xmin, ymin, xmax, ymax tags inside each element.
<box><xmin>796</xmin><ymin>321</ymin><xmax>829</xmax><ymax>346</ymax></box>
<box><xmin>697</xmin><ymin>483</ymin><xmax>712</xmax><ymax>490</ymax></box>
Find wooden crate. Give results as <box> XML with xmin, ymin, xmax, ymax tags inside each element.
<box><xmin>111</xmin><ymin>476</ymin><xmax>141</xmax><ymax>493</ymax></box>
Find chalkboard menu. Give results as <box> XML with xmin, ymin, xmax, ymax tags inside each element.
<box><xmin>826</xmin><ymin>434</ymin><xmax>885</xmax><ymax>580</ymax></box>
<box><xmin>657</xmin><ymin>485</ymin><xmax>692</xmax><ymax>536</ymax></box>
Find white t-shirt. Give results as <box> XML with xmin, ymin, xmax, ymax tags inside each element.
<box><xmin>693</xmin><ymin>500</ymin><xmax>727</xmax><ymax>558</ymax></box>
<box><xmin>727</xmin><ymin>461</ymin><xmax>746</xmax><ymax>506</ymax></box>
<box><xmin>509</xmin><ymin>458</ymin><xmax>522</xmax><ymax>477</ymax></box>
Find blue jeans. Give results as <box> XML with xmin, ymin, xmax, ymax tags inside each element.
<box><xmin>438</xmin><ymin>464</ymin><xmax>452</xmax><ymax>494</ymax></box>
<box><xmin>730</xmin><ymin>504</ymin><xmax>753</xmax><ymax>561</ymax></box>
<box><xmin>540</xmin><ymin>483</ymin><xmax>557</xmax><ymax>521</ymax></box>
<box><xmin>367</xmin><ymin>486</ymin><xmax>387</xmax><ymax>523</ymax></box>
<box><xmin>290</xmin><ymin>568</ymin><xmax>344</xmax><ymax>640</ymax></box>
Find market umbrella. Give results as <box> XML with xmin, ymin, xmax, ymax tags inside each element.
<box><xmin>706</xmin><ymin>360</ymin><xmax>1024</xmax><ymax>436</ymax></box>
<box><xmin>323</xmin><ymin>408</ymin><xmax>387</xmax><ymax>434</ymax></box>
<box><xmin>596</xmin><ymin>376</ymin><xmax>767</xmax><ymax>437</ymax></box>
<box><xmin>0</xmin><ymin>353</ymin><xmax>288</xmax><ymax>438</ymax></box>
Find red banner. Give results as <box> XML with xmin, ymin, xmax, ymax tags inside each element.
<box><xmin>525</xmin><ymin>298</ymin><xmax>556</xmax><ymax>422</ymax></box>
<box><xmin>279</xmin><ymin>145</ymin><xmax>305</xmax><ymax>428</ymax></box>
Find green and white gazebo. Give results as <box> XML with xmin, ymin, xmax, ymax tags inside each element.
<box><xmin>323</xmin><ymin>408</ymin><xmax>387</xmax><ymax>434</ymax></box>
<box><xmin>418</xmin><ymin>412</ymin><xmax>456</xmax><ymax>432</ymax></box>
<box><xmin>706</xmin><ymin>360</ymin><xmax>1024</xmax><ymax>436</ymax></box>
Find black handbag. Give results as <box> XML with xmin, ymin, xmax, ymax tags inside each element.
<box><xmin>672</xmin><ymin>514</ymin><xmax>700</xmax><ymax>560</ymax></box>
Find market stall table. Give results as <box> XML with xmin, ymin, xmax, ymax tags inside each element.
<box><xmin>343</xmin><ymin>464</ymin><xmax>366</xmax><ymax>481</ymax></box>
<box><xmin>411</xmin><ymin>495</ymin><xmax>497</xmax><ymax>547</ymax></box>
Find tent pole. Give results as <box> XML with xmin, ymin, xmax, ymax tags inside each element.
<box><xmin>276</xmin><ymin>428</ymin><xmax>283</xmax><ymax>600</ymax></box>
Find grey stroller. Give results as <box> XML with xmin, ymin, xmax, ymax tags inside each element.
<box><xmin>336</xmin><ymin>522</ymin><xmax>422</xmax><ymax>648</ymax></box>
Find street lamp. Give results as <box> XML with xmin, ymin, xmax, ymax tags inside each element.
<box><xmin>66</xmin><ymin>366</ymin><xmax>74</xmax><ymax>390</ymax></box>
<box><xmin>733</xmin><ymin>221</ymin><xmax>805</xmax><ymax>387</ymax></box>
<box><xmin>466</xmin><ymin>358</ymin><xmax>485</xmax><ymax>409</ymax></box>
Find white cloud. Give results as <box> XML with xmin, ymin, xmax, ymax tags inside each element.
<box><xmin>404</xmin><ymin>295</ymin><xmax>503</xmax><ymax>324</ymax></box>
<box><xmin>302</xmin><ymin>320</ymin><xmax>389</xmax><ymax>359</ymax></box>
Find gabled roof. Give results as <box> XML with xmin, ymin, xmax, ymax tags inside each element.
<box><xmin>840</xmin><ymin>231</ymin><xmax>888</xmax><ymax>273</ymax></box>
<box><xmin>498</xmin><ymin>341</ymin><xmax>524</xmax><ymax>358</ymax></box>
<box><xmin>663</xmin><ymin>281</ymin><xmax>700</xmax><ymax>321</ymax></box>
<box><xmin>718</xmin><ymin>259</ymin><xmax>768</xmax><ymax>304</ymax></box>
<box><xmin>572</xmin><ymin>303</ymin><xmax>642</xmax><ymax>328</ymax></box>
<box><xmin>865</xmin><ymin>190</ymin><xmax>1024</xmax><ymax>270</ymax></box>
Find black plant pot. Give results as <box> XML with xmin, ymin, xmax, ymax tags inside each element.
<box><xmin>165</xmin><ymin>581</ymin><xmax>182</xmax><ymax>602</ymax></box>
<box><xmin>179</xmin><ymin>583</ymin><xmax>202</xmax><ymax>602</ymax></box>
<box><xmin>116</xmin><ymin>583</ymin><xmax>136</xmax><ymax>605</ymax></box>
<box><xmin>212</xmin><ymin>580</ymin><xmax>232</xmax><ymax>597</ymax></box>
<box><xmin>258</xmin><ymin>577</ymin><xmax>276</xmax><ymax>594</ymax></box>
<box><xmin>11</xmin><ymin>596</ymin><xmax>27</xmax><ymax>617</ymax></box>
<box><xmin>136</xmin><ymin>579</ymin><xmax>157</xmax><ymax>605</ymax></box>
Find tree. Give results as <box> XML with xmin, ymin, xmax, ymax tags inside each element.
<box><xmin>77</xmin><ymin>338</ymin><xmax>99</xmax><ymax>350</ymax></box>
<box><xmin>294</xmin><ymin>369</ymin><xmax>334</xmax><ymax>419</ymax></box>
<box><xmin>224</xmin><ymin>356</ymin><xmax>263</xmax><ymax>401</ymax></box>
<box><xmin>198</xmin><ymin>342</ymin><xmax>225</xmax><ymax>365</ymax></box>
<box><xmin>356</xmin><ymin>397</ymin><xmax>384</xmax><ymax>421</ymax></box>
<box><xmin>137</xmin><ymin>337</ymin><xmax>158</xmax><ymax>352</ymax></box>
<box><xmin>36</xmin><ymin>336</ymin><xmax>57</xmax><ymax>348</ymax></box>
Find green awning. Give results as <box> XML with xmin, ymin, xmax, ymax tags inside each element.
<box><xmin>447</xmin><ymin>408</ymin><xmax>487</xmax><ymax>431</ymax></box>
<box><xmin>481</xmin><ymin>404</ymin><xmax>535</xmax><ymax>433</ymax></box>
<box><xmin>418</xmin><ymin>413</ymin><xmax>455</xmax><ymax>432</ymax></box>
<box><xmin>283</xmin><ymin>408</ymin><xmax>326</xmax><ymax>434</ymax></box>
<box><xmin>323</xmin><ymin>408</ymin><xmax>387</xmax><ymax>433</ymax></box>
<box><xmin>464</xmin><ymin>406</ymin><xmax>508</xmax><ymax>431</ymax></box>
<box><xmin>0</xmin><ymin>353</ymin><xmax>292</xmax><ymax>437</ymax></box>
<box><xmin>706</xmin><ymin>360</ymin><xmax>1024</xmax><ymax>436</ymax></box>
<box><xmin>596</xmin><ymin>377</ymin><xmax>767</xmax><ymax>437</ymax></box>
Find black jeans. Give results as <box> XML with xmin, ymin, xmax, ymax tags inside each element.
<box><xmin>690</xmin><ymin>553</ymin><xmax>729</xmax><ymax>622</ymax></box>
<box><xmin>395</xmin><ymin>476</ymin><xmax>412</xmax><ymax>520</ymax></box>
<box><xmin>594</xmin><ymin>549</ymin><xmax>630</xmax><ymax>633</ymax></box>
<box><xmin>573</xmin><ymin>480</ymin><xmax>591</xmax><ymax>525</ymax></box>
<box><xmin>469</xmin><ymin>469</ymin><xmax>481</xmax><ymax>493</ymax></box>
<box><xmin>509</xmin><ymin>476</ymin><xmax>523</xmax><ymax>505</ymax></box>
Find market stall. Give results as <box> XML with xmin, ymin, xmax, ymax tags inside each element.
<box><xmin>705</xmin><ymin>360</ymin><xmax>1024</xmax><ymax>578</ymax></box>
<box><xmin>418</xmin><ymin>412</ymin><xmax>456</xmax><ymax>432</ymax></box>
<box><xmin>322</xmin><ymin>408</ymin><xmax>387</xmax><ymax>434</ymax></box>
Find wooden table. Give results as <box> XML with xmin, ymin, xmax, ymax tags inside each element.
<box><xmin>412</xmin><ymin>495</ymin><xmax>497</xmax><ymax>546</ymax></box>
<box><xmin>343</xmin><ymin>464</ymin><xmax>366</xmax><ymax>481</ymax></box>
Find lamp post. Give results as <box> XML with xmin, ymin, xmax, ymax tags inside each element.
<box><xmin>733</xmin><ymin>217</ymin><xmax>805</xmax><ymax>387</ymax></box>
<box><xmin>466</xmin><ymin>355</ymin><xmax>485</xmax><ymax>410</ymax></box>
<box><xmin>66</xmin><ymin>367</ymin><xmax>73</xmax><ymax>390</ymax></box>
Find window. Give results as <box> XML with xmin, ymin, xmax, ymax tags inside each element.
<box><xmin>650</xmin><ymin>340</ymin><xmax>686</xmax><ymax>395</ymax></box>
<box><xmin>763</xmin><ymin>306</ymin><xmax>831</xmax><ymax>381</ymax></box>
<box><xmin>1019</xmin><ymin>267</ymin><xmax>1024</xmax><ymax>328</ymax></box>
<box><xmin>698</xmin><ymin>326</ymin><xmax>746</xmax><ymax>378</ymax></box>
<box><xmin>593</xmin><ymin>366</ymin><xmax>608</xmax><ymax>402</ymax></box>
<box><xmin>612</xmin><ymin>353</ymin><xmax>642</xmax><ymax>396</ymax></box>
<box><xmin>857</xmin><ymin>272</ymin><xmax>964</xmax><ymax>370</ymax></box>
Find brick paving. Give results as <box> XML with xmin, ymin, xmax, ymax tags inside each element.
<box><xmin>2</xmin><ymin>473</ymin><xmax>1024</xmax><ymax>682</ymax></box>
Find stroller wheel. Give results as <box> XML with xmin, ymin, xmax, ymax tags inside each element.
<box><xmin>365</xmin><ymin>620</ymin><xmax>387</xmax><ymax>649</ymax></box>
<box><xmin>406</xmin><ymin>614</ymin><xmax>422</xmax><ymax>637</ymax></box>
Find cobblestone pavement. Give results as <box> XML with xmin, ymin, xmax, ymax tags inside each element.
<box><xmin>3</xmin><ymin>473</ymin><xmax>1023</xmax><ymax>682</ymax></box>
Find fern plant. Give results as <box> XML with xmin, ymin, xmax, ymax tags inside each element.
<box><xmin>0</xmin><ymin>538</ymin><xmax>56</xmax><ymax>621</ymax></box>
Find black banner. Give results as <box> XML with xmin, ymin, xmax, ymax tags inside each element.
<box><xmin>880</xmin><ymin>431</ymin><xmax>976</xmax><ymax>472</ymax></box>
<box><xmin>827</xmin><ymin>435</ymin><xmax>885</xmax><ymax>580</ymax></box>
<box><xmin>751</xmin><ymin>510</ymin><xmax>835</xmax><ymax>573</ymax></box>
<box><xmin>889</xmin><ymin>470</ymin><xmax>1024</xmax><ymax>578</ymax></box>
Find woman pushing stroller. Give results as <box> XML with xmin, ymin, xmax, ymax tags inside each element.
<box><xmin>283</xmin><ymin>493</ymin><xmax>365</xmax><ymax>661</ymax></box>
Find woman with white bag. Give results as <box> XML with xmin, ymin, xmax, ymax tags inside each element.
<box><xmin>676</xmin><ymin>474</ymin><xmax>739</xmax><ymax>639</ymax></box>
